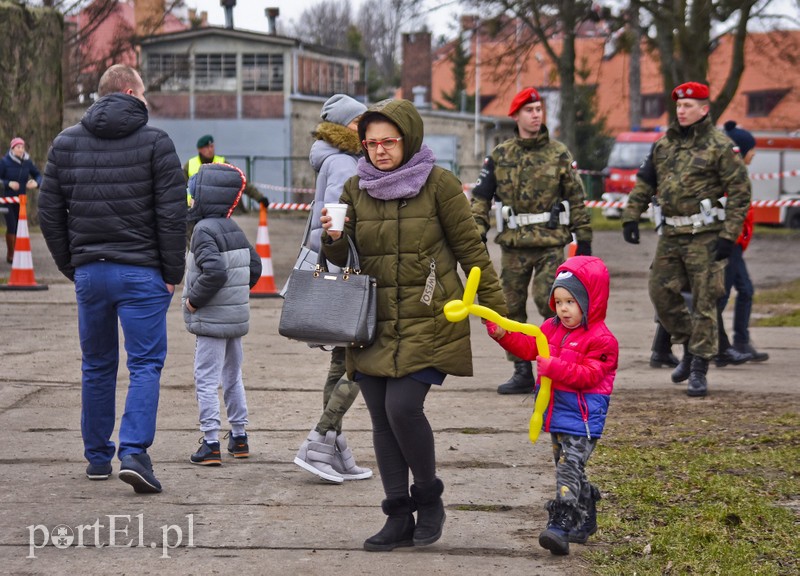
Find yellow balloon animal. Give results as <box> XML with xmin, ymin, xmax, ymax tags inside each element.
<box><xmin>443</xmin><ymin>267</ymin><xmax>551</xmax><ymax>444</ymax></box>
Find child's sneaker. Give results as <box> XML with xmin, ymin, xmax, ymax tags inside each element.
<box><xmin>225</xmin><ymin>431</ymin><xmax>249</xmax><ymax>458</ymax></box>
<box><xmin>190</xmin><ymin>439</ymin><xmax>222</xmax><ymax>466</ymax></box>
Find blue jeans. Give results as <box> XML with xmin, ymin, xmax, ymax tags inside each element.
<box><xmin>74</xmin><ymin>262</ymin><xmax>173</xmax><ymax>464</ymax></box>
<box><xmin>717</xmin><ymin>245</ymin><xmax>753</xmax><ymax>348</ymax></box>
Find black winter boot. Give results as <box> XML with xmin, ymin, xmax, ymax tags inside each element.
<box><xmin>410</xmin><ymin>478</ymin><xmax>446</xmax><ymax>546</ymax></box>
<box><xmin>539</xmin><ymin>499</ymin><xmax>579</xmax><ymax>555</ymax></box>
<box><xmin>686</xmin><ymin>356</ymin><xmax>709</xmax><ymax>397</ymax></box>
<box><xmin>569</xmin><ymin>484</ymin><xmax>601</xmax><ymax>544</ymax></box>
<box><xmin>650</xmin><ymin>323</ymin><xmax>679</xmax><ymax>368</ymax></box>
<box><xmin>363</xmin><ymin>496</ymin><xmax>416</xmax><ymax>552</ymax></box>
<box><xmin>497</xmin><ymin>361</ymin><xmax>534</xmax><ymax>394</ymax></box>
<box><xmin>671</xmin><ymin>344</ymin><xmax>693</xmax><ymax>383</ymax></box>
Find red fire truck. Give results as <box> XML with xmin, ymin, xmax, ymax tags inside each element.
<box><xmin>601</xmin><ymin>130</ymin><xmax>800</xmax><ymax>227</ymax></box>
<box><xmin>747</xmin><ymin>134</ymin><xmax>800</xmax><ymax>228</ymax></box>
<box><xmin>601</xmin><ymin>131</ymin><xmax>663</xmax><ymax>218</ymax></box>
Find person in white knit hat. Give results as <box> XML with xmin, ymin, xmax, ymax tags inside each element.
<box><xmin>293</xmin><ymin>94</ymin><xmax>373</xmax><ymax>484</ymax></box>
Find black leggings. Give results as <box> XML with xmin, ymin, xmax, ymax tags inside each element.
<box><xmin>358</xmin><ymin>375</ymin><xmax>436</xmax><ymax>499</ymax></box>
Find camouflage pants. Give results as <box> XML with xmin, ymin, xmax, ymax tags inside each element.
<box><xmin>500</xmin><ymin>246</ymin><xmax>563</xmax><ymax>361</ymax></box>
<box><xmin>550</xmin><ymin>432</ymin><xmax>597</xmax><ymax>520</ymax></box>
<box><xmin>649</xmin><ymin>232</ymin><xmax>725</xmax><ymax>360</ymax></box>
<box><xmin>315</xmin><ymin>346</ymin><xmax>361</xmax><ymax>434</ymax></box>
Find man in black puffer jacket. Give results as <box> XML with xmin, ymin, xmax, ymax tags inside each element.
<box><xmin>39</xmin><ymin>64</ymin><xmax>187</xmax><ymax>495</ymax></box>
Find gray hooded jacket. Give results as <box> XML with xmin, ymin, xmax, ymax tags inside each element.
<box><xmin>182</xmin><ymin>163</ymin><xmax>261</xmax><ymax>338</ymax></box>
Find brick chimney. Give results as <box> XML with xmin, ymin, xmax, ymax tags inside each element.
<box><xmin>401</xmin><ymin>32</ymin><xmax>432</xmax><ymax>106</ymax></box>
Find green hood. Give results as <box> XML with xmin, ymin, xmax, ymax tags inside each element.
<box><xmin>357</xmin><ymin>99</ymin><xmax>423</xmax><ymax>168</ymax></box>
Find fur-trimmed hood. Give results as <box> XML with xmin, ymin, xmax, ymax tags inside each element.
<box><xmin>313</xmin><ymin>121</ymin><xmax>361</xmax><ymax>154</ymax></box>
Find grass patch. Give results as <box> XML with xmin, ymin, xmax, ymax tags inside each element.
<box><xmin>753</xmin><ymin>278</ymin><xmax>800</xmax><ymax>328</ymax></box>
<box><xmin>585</xmin><ymin>391</ymin><xmax>800</xmax><ymax>575</ymax></box>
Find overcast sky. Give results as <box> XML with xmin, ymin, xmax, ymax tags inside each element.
<box><xmin>185</xmin><ymin>0</ymin><xmax>465</xmax><ymax>39</ymax></box>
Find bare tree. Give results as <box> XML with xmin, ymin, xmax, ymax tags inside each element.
<box><xmin>18</xmin><ymin>0</ymin><xmax>186</xmax><ymax>101</ymax></box>
<box><xmin>290</xmin><ymin>0</ymin><xmax>360</xmax><ymax>52</ymax></box>
<box><xmin>470</xmin><ymin>0</ymin><xmax>607</xmax><ymax>152</ymax></box>
<box><xmin>637</xmin><ymin>0</ymin><xmax>796</xmax><ymax>122</ymax></box>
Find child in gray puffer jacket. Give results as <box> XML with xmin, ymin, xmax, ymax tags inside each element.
<box><xmin>182</xmin><ymin>163</ymin><xmax>261</xmax><ymax>466</ymax></box>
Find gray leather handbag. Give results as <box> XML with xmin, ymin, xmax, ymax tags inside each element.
<box><xmin>278</xmin><ymin>236</ymin><xmax>377</xmax><ymax>348</ymax></box>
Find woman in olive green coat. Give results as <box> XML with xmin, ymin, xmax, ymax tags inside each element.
<box><xmin>321</xmin><ymin>99</ymin><xmax>507</xmax><ymax>552</ymax></box>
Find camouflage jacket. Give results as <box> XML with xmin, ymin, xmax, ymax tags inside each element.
<box><xmin>622</xmin><ymin>115</ymin><xmax>751</xmax><ymax>241</ymax></box>
<box><xmin>470</xmin><ymin>126</ymin><xmax>592</xmax><ymax>249</ymax></box>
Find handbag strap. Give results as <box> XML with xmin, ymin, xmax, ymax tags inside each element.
<box><xmin>301</xmin><ymin>200</ymin><xmax>315</xmax><ymax>247</ymax></box>
<box><xmin>316</xmin><ymin>235</ymin><xmax>361</xmax><ymax>274</ymax></box>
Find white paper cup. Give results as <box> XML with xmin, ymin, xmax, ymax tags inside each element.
<box><xmin>325</xmin><ymin>203</ymin><xmax>348</xmax><ymax>231</ymax></box>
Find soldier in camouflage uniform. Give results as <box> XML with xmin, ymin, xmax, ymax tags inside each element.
<box><xmin>471</xmin><ymin>87</ymin><xmax>593</xmax><ymax>394</ymax></box>
<box><xmin>622</xmin><ymin>82</ymin><xmax>751</xmax><ymax>397</ymax></box>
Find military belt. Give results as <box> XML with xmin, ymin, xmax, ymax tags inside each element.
<box><xmin>663</xmin><ymin>206</ymin><xmax>724</xmax><ymax>229</ymax></box>
<box><xmin>514</xmin><ymin>212</ymin><xmax>552</xmax><ymax>225</ymax></box>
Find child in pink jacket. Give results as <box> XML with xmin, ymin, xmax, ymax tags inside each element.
<box><xmin>486</xmin><ymin>256</ymin><xmax>618</xmax><ymax>555</ymax></box>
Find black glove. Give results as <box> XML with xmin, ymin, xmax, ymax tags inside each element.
<box><xmin>622</xmin><ymin>221</ymin><xmax>640</xmax><ymax>244</ymax></box>
<box><xmin>575</xmin><ymin>240</ymin><xmax>592</xmax><ymax>256</ymax></box>
<box><xmin>259</xmin><ymin>196</ymin><xmax>270</xmax><ymax>207</ymax></box>
<box><xmin>715</xmin><ymin>237</ymin><xmax>734</xmax><ymax>261</ymax></box>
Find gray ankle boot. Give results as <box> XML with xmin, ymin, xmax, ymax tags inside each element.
<box><xmin>293</xmin><ymin>429</ymin><xmax>343</xmax><ymax>483</ymax></box>
<box><xmin>332</xmin><ymin>433</ymin><xmax>373</xmax><ymax>480</ymax></box>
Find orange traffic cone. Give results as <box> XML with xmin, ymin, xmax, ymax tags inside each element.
<box><xmin>565</xmin><ymin>233</ymin><xmax>578</xmax><ymax>259</ymax></box>
<box><xmin>567</xmin><ymin>241</ymin><xmax>578</xmax><ymax>258</ymax></box>
<box><xmin>250</xmin><ymin>203</ymin><xmax>280</xmax><ymax>298</ymax></box>
<box><xmin>1</xmin><ymin>196</ymin><xmax>48</xmax><ymax>291</ymax></box>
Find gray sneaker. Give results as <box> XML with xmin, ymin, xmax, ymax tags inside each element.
<box><xmin>332</xmin><ymin>433</ymin><xmax>373</xmax><ymax>481</ymax></box>
<box><xmin>119</xmin><ymin>453</ymin><xmax>162</xmax><ymax>494</ymax></box>
<box><xmin>293</xmin><ymin>430</ymin><xmax>343</xmax><ymax>483</ymax></box>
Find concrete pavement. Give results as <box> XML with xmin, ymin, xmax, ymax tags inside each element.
<box><xmin>1</xmin><ymin>214</ymin><xmax>798</xmax><ymax>575</ymax></box>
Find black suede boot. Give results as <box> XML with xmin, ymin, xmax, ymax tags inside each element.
<box><xmin>650</xmin><ymin>323</ymin><xmax>679</xmax><ymax>368</ymax></box>
<box><xmin>686</xmin><ymin>356</ymin><xmax>709</xmax><ymax>397</ymax></box>
<box><xmin>671</xmin><ymin>344</ymin><xmax>693</xmax><ymax>383</ymax></box>
<box><xmin>410</xmin><ymin>478</ymin><xmax>446</xmax><ymax>546</ymax></box>
<box><xmin>363</xmin><ymin>496</ymin><xmax>415</xmax><ymax>552</ymax></box>
<box><xmin>497</xmin><ymin>361</ymin><xmax>534</xmax><ymax>394</ymax></box>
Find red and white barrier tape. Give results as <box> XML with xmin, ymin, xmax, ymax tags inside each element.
<box><xmin>0</xmin><ymin>197</ymin><xmax>21</xmax><ymax>204</ymax></box>
<box><xmin>750</xmin><ymin>169</ymin><xmax>800</xmax><ymax>181</ymax></box>
<box><xmin>267</xmin><ymin>198</ymin><xmax>800</xmax><ymax>211</ymax></box>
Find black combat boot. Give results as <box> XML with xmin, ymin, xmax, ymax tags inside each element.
<box><xmin>539</xmin><ymin>500</ymin><xmax>580</xmax><ymax>555</ymax></box>
<box><xmin>671</xmin><ymin>344</ymin><xmax>693</xmax><ymax>383</ymax></box>
<box><xmin>497</xmin><ymin>360</ymin><xmax>534</xmax><ymax>394</ymax></box>
<box><xmin>650</xmin><ymin>323</ymin><xmax>679</xmax><ymax>368</ymax></box>
<box><xmin>569</xmin><ymin>484</ymin><xmax>602</xmax><ymax>544</ymax></box>
<box><xmin>686</xmin><ymin>356</ymin><xmax>709</xmax><ymax>397</ymax></box>
<box><xmin>410</xmin><ymin>478</ymin><xmax>445</xmax><ymax>546</ymax></box>
<box><xmin>363</xmin><ymin>496</ymin><xmax>416</xmax><ymax>552</ymax></box>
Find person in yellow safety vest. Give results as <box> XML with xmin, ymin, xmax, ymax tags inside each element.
<box><xmin>183</xmin><ymin>134</ymin><xmax>269</xmax><ymax>210</ymax></box>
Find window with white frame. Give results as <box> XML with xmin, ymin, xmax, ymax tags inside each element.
<box><xmin>242</xmin><ymin>54</ymin><xmax>284</xmax><ymax>92</ymax></box>
<box><xmin>145</xmin><ymin>53</ymin><xmax>190</xmax><ymax>91</ymax></box>
<box><xmin>194</xmin><ymin>53</ymin><xmax>237</xmax><ymax>91</ymax></box>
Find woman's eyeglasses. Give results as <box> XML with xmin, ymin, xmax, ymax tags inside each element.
<box><xmin>362</xmin><ymin>136</ymin><xmax>403</xmax><ymax>151</ymax></box>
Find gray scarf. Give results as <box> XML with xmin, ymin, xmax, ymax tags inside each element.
<box><xmin>357</xmin><ymin>145</ymin><xmax>436</xmax><ymax>201</ymax></box>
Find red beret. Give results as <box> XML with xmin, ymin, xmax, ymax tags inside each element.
<box><xmin>671</xmin><ymin>82</ymin><xmax>710</xmax><ymax>101</ymax></box>
<box><xmin>508</xmin><ymin>87</ymin><xmax>541</xmax><ymax>116</ymax></box>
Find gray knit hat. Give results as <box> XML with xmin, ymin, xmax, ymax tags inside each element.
<box><xmin>550</xmin><ymin>270</ymin><xmax>589</xmax><ymax>327</ymax></box>
<box><xmin>321</xmin><ymin>94</ymin><xmax>367</xmax><ymax>127</ymax></box>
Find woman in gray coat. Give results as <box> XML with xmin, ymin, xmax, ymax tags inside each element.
<box><xmin>293</xmin><ymin>94</ymin><xmax>374</xmax><ymax>484</ymax></box>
